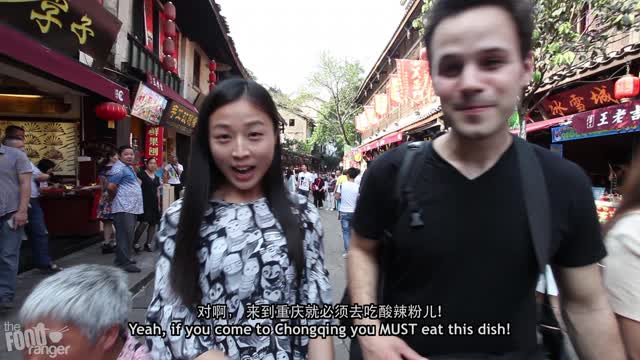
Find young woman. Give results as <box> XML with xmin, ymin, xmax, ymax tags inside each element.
<box><xmin>96</xmin><ymin>150</ymin><xmax>118</xmax><ymax>253</ymax></box>
<box><xmin>146</xmin><ymin>79</ymin><xmax>334</xmax><ymax>360</ymax></box>
<box><xmin>285</xmin><ymin>168</ymin><xmax>296</xmax><ymax>193</ymax></box>
<box><xmin>602</xmin><ymin>150</ymin><xmax>640</xmax><ymax>358</ymax></box>
<box><xmin>133</xmin><ymin>157</ymin><xmax>161</xmax><ymax>252</ymax></box>
<box><xmin>107</xmin><ymin>146</ymin><xmax>143</xmax><ymax>273</ymax></box>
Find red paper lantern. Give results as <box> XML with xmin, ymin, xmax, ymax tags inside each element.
<box><xmin>163</xmin><ymin>38</ymin><xmax>176</xmax><ymax>56</ymax></box>
<box><xmin>164</xmin><ymin>1</ymin><xmax>176</xmax><ymax>21</ymax></box>
<box><xmin>209</xmin><ymin>83</ymin><xmax>215</xmax><ymax>91</ymax></box>
<box><xmin>164</xmin><ymin>20</ymin><xmax>176</xmax><ymax>38</ymax></box>
<box><xmin>163</xmin><ymin>55</ymin><xmax>177</xmax><ymax>72</ymax></box>
<box><xmin>614</xmin><ymin>74</ymin><xmax>640</xmax><ymax>100</ymax></box>
<box><xmin>419</xmin><ymin>47</ymin><xmax>427</xmax><ymax>61</ymax></box>
<box><xmin>95</xmin><ymin>102</ymin><xmax>127</xmax><ymax>129</ymax></box>
<box><xmin>209</xmin><ymin>72</ymin><xmax>217</xmax><ymax>83</ymax></box>
<box><xmin>209</xmin><ymin>60</ymin><xmax>217</xmax><ymax>71</ymax></box>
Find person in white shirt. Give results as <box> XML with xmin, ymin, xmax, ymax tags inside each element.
<box><xmin>296</xmin><ymin>164</ymin><xmax>313</xmax><ymax>198</ymax></box>
<box><xmin>164</xmin><ymin>154</ymin><xmax>184</xmax><ymax>200</ymax></box>
<box><xmin>335</xmin><ymin>167</ymin><xmax>360</xmax><ymax>257</ymax></box>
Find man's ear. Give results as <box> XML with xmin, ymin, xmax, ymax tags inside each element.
<box><xmin>521</xmin><ymin>51</ymin><xmax>534</xmax><ymax>87</ymax></box>
<box><xmin>96</xmin><ymin>325</ymin><xmax>121</xmax><ymax>352</ymax></box>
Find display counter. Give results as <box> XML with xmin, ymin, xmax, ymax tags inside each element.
<box><xmin>39</xmin><ymin>187</ymin><xmax>101</xmax><ymax>237</ymax></box>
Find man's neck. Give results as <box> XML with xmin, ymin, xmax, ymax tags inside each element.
<box><xmin>436</xmin><ymin>129</ymin><xmax>512</xmax><ymax>164</ymax></box>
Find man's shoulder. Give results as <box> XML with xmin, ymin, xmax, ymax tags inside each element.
<box><xmin>366</xmin><ymin>142</ymin><xmax>416</xmax><ymax>175</ymax></box>
<box><xmin>531</xmin><ymin>144</ymin><xmax>589</xmax><ymax>184</ymax></box>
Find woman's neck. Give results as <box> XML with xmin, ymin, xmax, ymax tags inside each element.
<box><xmin>214</xmin><ymin>184</ymin><xmax>264</xmax><ymax>204</ymax></box>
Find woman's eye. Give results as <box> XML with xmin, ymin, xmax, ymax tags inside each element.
<box><xmin>215</xmin><ymin>134</ymin><xmax>231</xmax><ymax>141</ymax></box>
<box><xmin>249</xmin><ymin>132</ymin><xmax>263</xmax><ymax>139</ymax></box>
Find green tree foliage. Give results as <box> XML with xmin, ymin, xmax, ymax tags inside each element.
<box><xmin>414</xmin><ymin>0</ymin><xmax>640</xmax><ymax>138</ymax></box>
<box><xmin>301</xmin><ymin>53</ymin><xmax>364</xmax><ymax>148</ymax></box>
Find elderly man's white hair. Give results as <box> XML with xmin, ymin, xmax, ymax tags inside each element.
<box><xmin>19</xmin><ymin>264</ymin><xmax>131</xmax><ymax>344</ymax></box>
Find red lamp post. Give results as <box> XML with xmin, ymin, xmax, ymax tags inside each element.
<box><xmin>95</xmin><ymin>102</ymin><xmax>127</xmax><ymax>129</ymax></box>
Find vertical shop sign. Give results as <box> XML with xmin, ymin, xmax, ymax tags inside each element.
<box><xmin>143</xmin><ymin>0</ymin><xmax>154</xmax><ymax>51</ymax></box>
<box><xmin>145</xmin><ymin>126</ymin><xmax>164</xmax><ymax>166</ymax></box>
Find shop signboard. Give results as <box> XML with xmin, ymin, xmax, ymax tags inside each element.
<box><xmin>0</xmin><ymin>0</ymin><xmax>122</xmax><ymax>61</ymax></box>
<box><xmin>551</xmin><ymin>124</ymin><xmax>640</xmax><ymax>143</ymax></box>
<box><xmin>570</xmin><ymin>99</ymin><xmax>640</xmax><ymax>134</ymax></box>
<box><xmin>145</xmin><ymin>126</ymin><xmax>164</xmax><ymax>166</ymax></box>
<box><xmin>131</xmin><ymin>83</ymin><xmax>167</xmax><ymax>125</ymax></box>
<box><xmin>542</xmin><ymin>80</ymin><xmax>619</xmax><ymax>118</ymax></box>
<box><xmin>161</xmin><ymin>101</ymin><xmax>198</xmax><ymax>136</ymax></box>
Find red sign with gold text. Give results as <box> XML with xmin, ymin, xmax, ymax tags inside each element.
<box><xmin>396</xmin><ymin>59</ymin><xmax>436</xmax><ymax>107</ymax></box>
<box><xmin>145</xmin><ymin>126</ymin><xmax>164</xmax><ymax>166</ymax></box>
<box><xmin>542</xmin><ymin>80</ymin><xmax>619</xmax><ymax>118</ymax></box>
<box><xmin>568</xmin><ymin>98</ymin><xmax>640</xmax><ymax>134</ymax></box>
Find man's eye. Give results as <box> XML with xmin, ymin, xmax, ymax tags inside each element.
<box><xmin>439</xmin><ymin>63</ymin><xmax>463</xmax><ymax>77</ymax></box>
<box><xmin>482</xmin><ymin>58</ymin><xmax>504</xmax><ymax>69</ymax></box>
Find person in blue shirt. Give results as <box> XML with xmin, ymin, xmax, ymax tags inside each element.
<box><xmin>108</xmin><ymin>146</ymin><xmax>144</xmax><ymax>273</ymax></box>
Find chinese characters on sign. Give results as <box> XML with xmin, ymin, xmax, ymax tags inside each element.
<box><xmin>542</xmin><ymin>80</ymin><xmax>619</xmax><ymax>118</ymax></box>
<box><xmin>161</xmin><ymin>101</ymin><xmax>198</xmax><ymax>135</ymax></box>
<box><xmin>1</xmin><ymin>0</ymin><xmax>122</xmax><ymax>61</ymax></box>
<box><xmin>396</xmin><ymin>59</ymin><xmax>437</xmax><ymax>108</ymax></box>
<box><xmin>145</xmin><ymin>126</ymin><xmax>163</xmax><ymax>166</ymax></box>
<box><xmin>551</xmin><ymin>99</ymin><xmax>640</xmax><ymax>143</ymax></box>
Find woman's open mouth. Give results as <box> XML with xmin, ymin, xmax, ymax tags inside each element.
<box><xmin>231</xmin><ymin>166</ymin><xmax>256</xmax><ymax>182</ymax></box>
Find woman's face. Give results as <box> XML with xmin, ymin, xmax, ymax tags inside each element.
<box><xmin>120</xmin><ymin>149</ymin><xmax>135</xmax><ymax>165</ymax></box>
<box><xmin>209</xmin><ymin>98</ymin><xmax>276</xmax><ymax>201</ymax></box>
<box><xmin>146</xmin><ymin>159</ymin><xmax>158</xmax><ymax>172</ymax></box>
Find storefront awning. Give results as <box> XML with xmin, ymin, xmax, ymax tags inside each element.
<box><xmin>146</xmin><ymin>73</ymin><xmax>198</xmax><ymax>113</ymax></box>
<box><xmin>509</xmin><ymin>117</ymin><xmax>567</xmax><ymax>135</ymax></box>
<box><xmin>0</xmin><ymin>23</ymin><xmax>130</xmax><ymax>106</ymax></box>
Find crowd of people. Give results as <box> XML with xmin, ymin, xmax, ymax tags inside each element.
<box><xmin>2</xmin><ymin>0</ymin><xmax>640</xmax><ymax>359</ymax></box>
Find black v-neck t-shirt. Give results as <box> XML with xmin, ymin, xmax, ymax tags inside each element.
<box><xmin>352</xmin><ymin>141</ymin><xmax>605</xmax><ymax>356</ymax></box>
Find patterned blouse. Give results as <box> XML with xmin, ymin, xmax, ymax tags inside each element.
<box><xmin>146</xmin><ymin>194</ymin><xmax>332</xmax><ymax>360</ymax></box>
<box><xmin>118</xmin><ymin>333</ymin><xmax>152</xmax><ymax>360</ymax></box>
<box><xmin>108</xmin><ymin>160</ymin><xmax>143</xmax><ymax>215</ymax></box>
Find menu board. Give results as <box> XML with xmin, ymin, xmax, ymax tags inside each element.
<box><xmin>131</xmin><ymin>83</ymin><xmax>168</xmax><ymax>125</ymax></box>
<box><xmin>0</xmin><ymin>121</ymin><xmax>78</xmax><ymax>176</ymax></box>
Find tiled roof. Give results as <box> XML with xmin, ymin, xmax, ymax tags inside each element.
<box><xmin>211</xmin><ymin>1</ymin><xmax>250</xmax><ymax>79</ymax></box>
<box><xmin>536</xmin><ymin>43</ymin><xmax>640</xmax><ymax>92</ymax></box>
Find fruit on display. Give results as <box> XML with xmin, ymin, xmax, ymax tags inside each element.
<box><xmin>596</xmin><ymin>196</ymin><xmax>621</xmax><ymax>224</ymax></box>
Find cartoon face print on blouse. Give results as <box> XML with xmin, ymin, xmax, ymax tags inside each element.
<box><xmin>242</xmin><ymin>229</ymin><xmax>263</xmax><ymax>261</ymax></box>
<box><xmin>236</xmin><ymin>206</ymin><xmax>254</xmax><ymax>229</ymax></box>
<box><xmin>260</xmin><ymin>261</ymin><xmax>284</xmax><ymax>292</ymax></box>
<box><xmin>214</xmin><ymin>206</ymin><xmax>236</xmax><ymax>231</ymax></box>
<box><xmin>208</xmin><ymin>281</ymin><xmax>225</xmax><ymax>304</ymax></box>
<box><xmin>276</xmin><ymin>350</ymin><xmax>290</xmax><ymax>360</ymax></box>
<box><xmin>226</xmin><ymin>220</ymin><xmax>246</xmax><ymax>252</ymax></box>
<box><xmin>227</xmin><ymin>337</ymin><xmax>240</xmax><ymax>359</ymax></box>
<box><xmin>223</xmin><ymin>253</ymin><xmax>243</xmax><ymax>292</ymax></box>
<box><xmin>263</xmin><ymin>288</ymin><xmax>283</xmax><ymax>302</ymax></box>
<box><xmin>261</xmin><ymin>239</ymin><xmax>285</xmax><ymax>264</ymax></box>
<box><xmin>254</xmin><ymin>201</ymin><xmax>276</xmax><ymax>228</ymax></box>
<box><xmin>207</xmin><ymin>236</ymin><xmax>227</xmax><ymax>279</ymax></box>
<box><xmin>163</xmin><ymin>238</ymin><xmax>175</xmax><ymax>258</ymax></box>
<box><xmin>239</xmin><ymin>257</ymin><xmax>260</xmax><ymax>300</ymax></box>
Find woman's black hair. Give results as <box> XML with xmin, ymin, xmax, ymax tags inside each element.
<box><xmin>37</xmin><ymin>159</ymin><xmax>56</xmax><ymax>173</ymax></box>
<box><xmin>144</xmin><ymin>157</ymin><xmax>157</xmax><ymax>168</ymax></box>
<box><xmin>117</xmin><ymin>145</ymin><xmax>133</xmax><ymax>156</ymax></box>
<box><xmin>98</xmin><ymin>149</ymin><xmax>118</xmax><ymax>173</ymax></box>
<box><xmin>286</xmin><ymin>168</ymin><xmax>293</xmax><ymax>179</ymax></box>
<box><xmin>172</xmin><ymin>78</ymin><xmax>306</xmax><ymax>305</ymax></box>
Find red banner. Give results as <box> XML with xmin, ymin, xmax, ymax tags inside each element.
<box><xmin>374</xmin><ymin>94</ymin><xmax>389</xmax><ymax>117</ymax></box>
<box><xmin>145</xmin><ymin>126</ymin><xmax>164</xmax><ymax>165</ymax></box>
<box><xmin>569</xmin><ymin>99</ymin><xmax>640</xmax><ymax>134</ymax></box>
<box><xmin>144</xmin><ymin>0</ymin><xmax>154</xmax><ymax>51</ymax></box>
<box><xmin>396</xmin><ymin>59</ymin><xmax>434</xmax><ymax>107</ymax></box>
<box><xmin>364</xmin><ymin>105</ymin><xmax>378</xmax><ymax>128</ymax></box>
<box><xmin>542</xmin><ymin>80</ymin><xmax>619</xmax><ymax>118</ymax></box>
<box><xmin>388</xmin><ymin>74</ymin><xmax>402</xmax><ymax>108</ymax></box>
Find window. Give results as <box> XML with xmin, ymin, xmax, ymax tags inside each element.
<box><xmin>289</xmin><ymin>119</ymin><xmax>295</xmax><ymax>127</ymax></box>
<box><xmin>193</xmin><ymin>51</ymin><xmax>201</xmax><ymax>88</ymax></box>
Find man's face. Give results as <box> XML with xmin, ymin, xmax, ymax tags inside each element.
<box><xmin>301</xmin><ymin>165</ymin><xmax>307</xmax><ymax>173</ymax></box>
<box><xmin>430</xmin><ymin>5</ymin><xmax>533</xmax><ymax>141</ymax></box>
<box><xmin>22</xmin><ymin>320</ymin><xmax>113</xmax><ymax>360</ymax></box>
<box><xmin>170</xmin><ymin>155</ymin><xmax>178</xmax><ymax>164</ymax></box>
<box><xmin>6</xmin><ymin>140</ymin><xmax>25</xmax><ymax>152</ymax></box>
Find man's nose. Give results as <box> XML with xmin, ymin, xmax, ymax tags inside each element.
<box><xmin>459</xmin><ymin>64</ymin><xmax>483</xmax><ymax>94</ymax></box>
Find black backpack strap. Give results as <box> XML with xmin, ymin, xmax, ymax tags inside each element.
<box><xmin>393</xmin><ymin>141</ymin><xmax>432</xmax><ymax>228</ymax></box>
<box><xmin>513</xmin><ymin>135</ymin><xmax>551</xmax><ymax>272</ymax></box>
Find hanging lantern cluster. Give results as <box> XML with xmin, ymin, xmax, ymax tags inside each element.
<box><xmin>162</xmin><ymin>1</ymin><xmax>177</xmax><ymax>73</ymax></box>
<box><xmin>209</xmin><ymin>59</ymin><xmax>217</xmax><ymax>91</ymax></box>
<box><xmin>95</xmin><ymin>102</ymin><xmax>127</xmax><ymax>129</ymax></box>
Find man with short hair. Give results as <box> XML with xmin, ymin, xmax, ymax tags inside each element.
<box><xmin>19</xmin><ymin>264</ymin><xmax>151</xmax><ymax>359</ymax></box>
<box><xmin>2</xmin><ymin>137</ymin><xmax>61</xmax><ymax>274</ymax></box>
<box><xmin>349</xmin><ymin>0</ymin><xmax>625</xmax><ymax>359</ymax></box>
<box><xmin>296</xmin><ymin>164</ymin><xmax>313</xmax><ymax>198</ymax></box>
<box><xmin>164</xmin><ymin>154</ymin><xmax>183</xmax><ymax>200</ymax></box>
<box><xmin>336</xmin><ymin>167</ymin><xmax>360</xmax><ymax>258</ymax></box>
<box><xmin>0</xmin><ymin>135</ymin><xmax>32</xmax><ymax>310</ymax></box>
<box><xmin>334</xmin><ymin>169</ymin><xmax>347</xmax><ymax>211</ymax></box>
